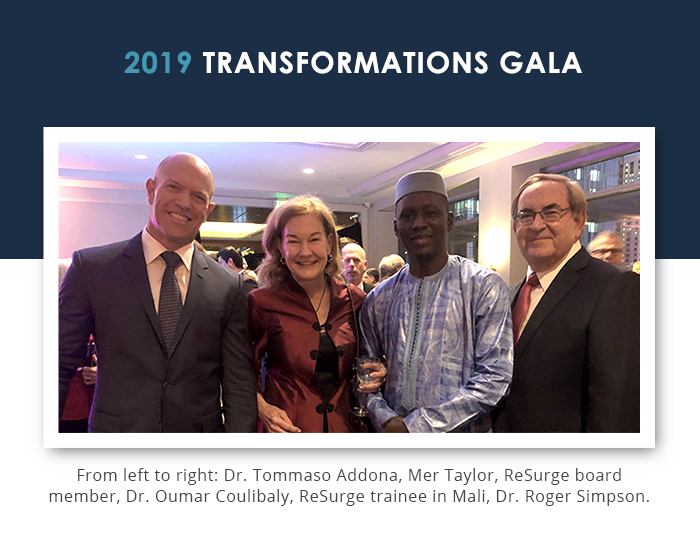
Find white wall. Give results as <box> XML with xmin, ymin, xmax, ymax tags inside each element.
<box><xmin>59</xmin><ymin>199</ymin><xmax>149</xmax><ymax>259</ymax></box>
<box><xmin>363</xmin><ymin>209</ymin><xmax>398</xmax><ymax>269</ymax></box>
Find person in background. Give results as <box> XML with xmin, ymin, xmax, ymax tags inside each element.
<box><xmin>588</xmin><ymin>231</ymin><xmax>624</xmax><ymax>267</ymax></box>
<box><xmin>342</xmin><ymin>242</ymin><xmax>375</xmax><ymax>293</ymax></box>
<box><xmin>59</xmin><ymin>153</ymin><xmax>257</xmax><ymax>432</ymax></box>
<box><xmin>249</xmin><ymin>195</ymin><xmax>385</xmax><ymax>433</ymax></box>
<box><xmin>360</xmin><ymin>170</ymin><xmax>513</xmax><ymax>433</ymax></box>
<box><xmin>217</xmin><ymin>246</ymin><xmax>259</xmax><ymax>294</ymax></box>
<box><xmin>493</xmin><ymin>174</ymin><xmax>640</xmax><ymax>432</ymax></box>
<box><xmin>378</xmin><ymin>253</ymin><xmax>406</xmax><ymax>281</ymax></box>
<box><xmin>59</xmin><ymin>259</ymin><xmax>96</xmax><ymax>433</ymax></box>
<box><xmin>363</xmin><ymin>268</ymin><xmax>379</xmax><ymax>286</ymax></box>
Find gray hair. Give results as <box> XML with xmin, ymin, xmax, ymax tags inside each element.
<box><xmin>511</xmin><ymin>173</ymin><xmax>587</xmax><ymax>219</ymax></box>
<box><xmin>378</xmin><ymin>254</ymin><xmax>406</xmax><ymax>280</ymax></box>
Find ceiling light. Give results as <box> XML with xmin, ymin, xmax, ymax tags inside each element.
<box><xmin>134</xmin><ymin>154</ymin><xmax>149</xmax><ymax>160</ymax></box>
<box><xmin>303</xmin><ymin>168</ymin><xmax>315</xmax><ymax>174</ymax></box>
<box><xmin>200</xmin><ymin>221</ymin><xmax>266</xmax><ymax>239</ymax></box>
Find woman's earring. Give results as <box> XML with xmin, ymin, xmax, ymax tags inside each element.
<box><xmin>327</xmin><ymin>254</ymin><xmax>332</xmax><ymax>265</ymax></box>
<box><xmin>280</xmin><ymin>257</ymin><xmax>286</xmax><ymax>265</ymax></box>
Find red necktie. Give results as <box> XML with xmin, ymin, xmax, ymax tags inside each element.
<box><xmin>512</xmin><ymin>272</ymin><xmax>539</xmax><ymax>344</ymax></box>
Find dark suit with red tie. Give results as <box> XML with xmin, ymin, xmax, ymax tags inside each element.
<box><xmin>492</xmin><ymin>248</ymin><xmax>640</xmax><ymax>432</ymax></box>
<box><xmin>58</xmin><ymin>233</ymin><xmax>257</xmax><ymax>433</ymax></box>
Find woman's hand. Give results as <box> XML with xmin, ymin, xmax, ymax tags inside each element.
<box><xmin>359</xmin><ymin>360</ymin><xmax>387</xmax><ymax>393</ymax></box>
<box><xmin>257</xmin><ymin>394</ymin><xmax>301</xmax><ymax>433</ymax></box>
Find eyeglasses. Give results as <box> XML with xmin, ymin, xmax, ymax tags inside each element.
<box><xmin>514</xmin><ymin>206</ymin><xmax>572</xmax><ymax>226</ymax></box>
<box><xmin>591</xmin><ymin>247</ymin><xmax>622</xmax><ymax>256</ymax></box>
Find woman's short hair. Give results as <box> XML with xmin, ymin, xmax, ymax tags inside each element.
<box><xmin>511</xmin><ymin>173</ymin><xmax>587</xmax><ymax>219</ymax></box>
<box><xmin>256</xmin><ymin>195</ymin><xmax>342</xmax><ymax>289</ymax></box>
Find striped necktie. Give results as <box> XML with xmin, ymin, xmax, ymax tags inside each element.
<box><xmin>159</xmin><ymin>251</ymin><xmax>182</xmax><ymax>354</ymax></box>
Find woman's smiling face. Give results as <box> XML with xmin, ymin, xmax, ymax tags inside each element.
<box><xmin>278</xmin><ymin>213</ymin><xmax>332</xmax><ymax>285</ymax></box>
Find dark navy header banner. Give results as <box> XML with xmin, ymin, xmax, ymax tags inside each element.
<box><xmin>6</xmin><ymin>3</ymin><xmax>689</xmax><ymax>258</ymax></box>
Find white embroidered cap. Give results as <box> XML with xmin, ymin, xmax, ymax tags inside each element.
<box><xmin>394</xmin><ymin>170</ymin><xmax>447</xmax><ymax>205</ymax></box>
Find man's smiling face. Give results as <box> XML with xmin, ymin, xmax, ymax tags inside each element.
<box><xmin>514</xmin><ymin>180</ymin><xmax>585</xmax><ymax>272</ymax></box>
<box><xmin>145</xmin><ymin>153</ymin><xmax>215</xmax><ymax>250</ymax></box>
<box><xmin>394</xmin><ymin>191</ymin><xmax>453</xmax><ymax>263</ymax></box>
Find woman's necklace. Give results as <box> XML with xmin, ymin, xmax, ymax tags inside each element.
<box><xmin>313</xmin><ymin>280</ymin><xmax>328</xmax><ymax>315</ymax></box>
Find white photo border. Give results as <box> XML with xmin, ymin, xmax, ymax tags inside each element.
<box><xmin>44</xmin><ymin>126</ymin><xmax>655</xmax><ymax>449</ymax></box>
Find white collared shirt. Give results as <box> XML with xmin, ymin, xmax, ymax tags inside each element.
<box><xmin>141</xmin><ymin>228</ymin><xmax>194</xmax><ymax>312</ymax></box>
<box><xmin>518</xmin><ymin>241</ymin><xmax>582</xmax><ymax>337</ymax></box>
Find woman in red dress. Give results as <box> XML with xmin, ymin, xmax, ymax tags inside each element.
<box><xmin>248</xmin><ymin>195</ymin><xmax>383</xmax><ymax>433</ymax></box>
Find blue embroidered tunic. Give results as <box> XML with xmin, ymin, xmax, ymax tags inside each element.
<box><xmin>359</xmin><ymin>255</ymin><xmax>514</xmax><ymax>432</ymax></box>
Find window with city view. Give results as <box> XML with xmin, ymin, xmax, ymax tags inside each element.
<box><xmin>561</xmin><ymin>151</ymin><xmax>640</xmax><ymax>271</ymax></box>
<box><xmin>448</xmin><ymin>196</ymin><xmax>479</xmax><ymax>262</ymax></box>
<box><xmin>562</xmin><ymin>151</ymin><xmax>640</xmax><ymax>193</ymax></box>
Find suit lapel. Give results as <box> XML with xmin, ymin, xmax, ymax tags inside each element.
<box><xmin>168</xmin><ymin>247</ymin><xmax>207</xmax><ymax>356</ymax></box>
<box><xmin>511</xmin><ymin>280</ymin><xmax>525</xmax><ymax>308</ymax></box>
<box><xmin>122</xmin><ymin>234</ymin><xmax>166</xmax><ymax>352</ymax></box>
<box><xmin>515</xmin><ymin>248</ymin><xmax>590</xmax><ymax>359</ymax></box>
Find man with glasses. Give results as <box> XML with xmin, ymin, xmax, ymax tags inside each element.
<box><xmin>588</xmin><ymin>231</ymin><xmax>624</xmax><ymax>267</ymax></box>
<box><xmin>492</xmin><ymin>174</ymin><xmax>640</xmax><ymax>432</ymax></box>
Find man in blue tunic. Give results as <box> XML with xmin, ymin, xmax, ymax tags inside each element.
<box><xmin>360</xmin><ymin>171</ymin><xmax>514</xmax><ymax>433</ymax></box>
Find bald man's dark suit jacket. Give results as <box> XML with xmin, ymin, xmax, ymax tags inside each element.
<box><xmin>492</xmin><ymin>248</ymin><xmax>640</xmax><ymax>432</ymax></box>
<box><xmin>58</xmin><ymin>234</ymin><xmax>258</xmax><ymax>433</ymax></box>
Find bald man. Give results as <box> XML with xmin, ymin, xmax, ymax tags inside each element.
<box><xmin>59</xmin><ymin>153</ymin><xmax>257</xmax><ymax>433</ymax></box>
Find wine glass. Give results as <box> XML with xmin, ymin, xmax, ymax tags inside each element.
<box><xmin>352</xmin><ymin>356</ymin><xmax>376</xmax><ymax>417</ymax></box>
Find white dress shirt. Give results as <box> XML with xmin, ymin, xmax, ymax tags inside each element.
<box><xmin>518</xmin><ymin>241</ymin><xmax>582</xmax><ymax>337</ymax></box>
